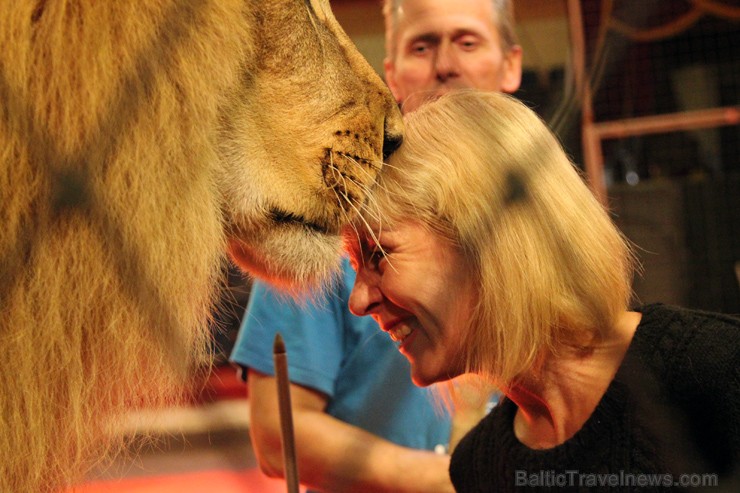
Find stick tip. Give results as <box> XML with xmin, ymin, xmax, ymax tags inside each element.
<box><xmin>273</xmin><ymin>333</ymin><xmax>286</xmax><ymax>354</ymax></box>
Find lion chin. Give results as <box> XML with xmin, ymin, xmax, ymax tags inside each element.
<box><xmin>229</xmin><ymin>224</ymin><xmax>343</xmax><ymax>293</ymax></box>
<box><xmin>0</xmin><ymin>1</ymin><xmax>401</xmax><ymax>492</ymax></box>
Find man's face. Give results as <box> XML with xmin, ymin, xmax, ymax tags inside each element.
<box><xmin>385</xmin><ymin>0</ymin><xmax>522</xmax><ymax>113</ymax></box>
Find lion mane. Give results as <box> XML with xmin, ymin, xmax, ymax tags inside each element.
<box><xmin>0</xmin><ymin>1</ymin><xmax>402</xmax><ymax>491</ymax></box>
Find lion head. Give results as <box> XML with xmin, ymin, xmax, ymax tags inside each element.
<box><xmin>0</xmin><ymin>1</ymin><xmax>401</xmax><ymax>491</ymax></box>
<box><xmin>223</xmin><ymin>0</ymin><xmax>403</xmax><ymax>289</ymax></box>
<box><xmin>222</xmin><ymin>1</ymin><xmax>403</xmax><ymax>290</ymax></box>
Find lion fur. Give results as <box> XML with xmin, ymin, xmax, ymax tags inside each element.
<box><xmin>2</xmin><ymin>1</ymin><xmax>248</xmax><ymax>491</ymax></box>
<box><xmin>1</xmin><ymin>1</ymin><xmax>403</xmax><ymax>489</ymax></box>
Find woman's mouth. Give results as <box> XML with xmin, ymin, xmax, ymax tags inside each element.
<box><xmin>383</xmin><ymin>319</ymin><xmax>418</xmax><ymax>347</ymax></box>
<box><xmin>388</xmin><ymin>323</ymin><xmax>413</xmax><ymax>343</ymax></box>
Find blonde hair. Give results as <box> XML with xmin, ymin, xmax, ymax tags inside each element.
<box><xmin>383</xmin><ymin>0</ymin><xmax>518</xmax><ymax>62</ymax></box>
<box><xmin>366</xmin><ymin>90</ymin><xmax>635</xmax><ymax>386</ymax></box>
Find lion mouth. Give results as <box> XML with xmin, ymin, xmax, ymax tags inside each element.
<box><xmin>269</xmin><ymin>207</ymin><xmax>332</xmax><ymax>235</ymax></box>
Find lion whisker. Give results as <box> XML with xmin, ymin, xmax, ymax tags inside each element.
<box><xmin>336</xmin><ymin>183</ymin><xmax>399</xmax><ymax>274</ymax></box>
<box><xmin>332</xmin><ymin>164</ymin><xmax>380</xmax><ymax>222</ymax></box>
<box><xmin>337</xmin><ymin>154</ymin><xmax>389</xmax><ymax>214</ymax></box>
<box><xmin>305</xmin><ymin>4</ymin><xmax>327</xmax><ymax>60</ymax></box>
<box><xmin>324</xmin><ymin>154</ymin><xmax>383</xmax><ymax>223</ymax></box>
<box><xmin>327</xmin><ymin>152</ymin><xmax>349</xmax><ymax>217</ymax></box>
<box><xmin>326</xmin><ymin>151</ymin><xmax>397</xmax><ymax>272</ymax></box>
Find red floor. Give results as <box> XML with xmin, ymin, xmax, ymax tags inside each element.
<box><xmin>69</xmin><ymin>366</ymin><xmax>306</xmax><ymax>493</ymax></box>
<box><xmin>74</xmin><ymin>469</ymin><xmax>304</xmax><ymax>493</ymax></box>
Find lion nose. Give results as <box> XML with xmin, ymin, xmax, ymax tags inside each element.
<box><xmin>381</xmin><ymin>100</ymin><xmax>404</xmax><ymax>160</ymax></box>
<box><xmin>382</xmin><ymin>133</ymin><xmax>402</xmax><ymax>160</ymax></box>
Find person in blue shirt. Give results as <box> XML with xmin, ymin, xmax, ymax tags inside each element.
<box><xmin>231</xmin><ymin>1</ymin><xmax>522</xmax><ymax>491</ymax></box>
<box><xmin>232</xmin><ymin>258</ymin><xmax>451</xmax><ymax>492</ymax></box>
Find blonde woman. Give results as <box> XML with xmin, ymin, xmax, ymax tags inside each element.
<box><xmin>346</xmin><ymin>90</ymin><xmax>740</xmax><ymax>491</ymax></box>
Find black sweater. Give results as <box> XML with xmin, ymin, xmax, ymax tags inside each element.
<box><xmin>450</xmin><ymin>304</ymin><xmax>740</xmax><ymax>492</ymax></box>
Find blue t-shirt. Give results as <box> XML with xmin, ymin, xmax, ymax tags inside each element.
<box><xmin>230</xmin><ymin>258</ymin><xmax>451</xmax><ymax>453</ymax></box>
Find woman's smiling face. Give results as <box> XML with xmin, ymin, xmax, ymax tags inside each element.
<box><xmin>346</xmin><ymin>221</ymin><xmax>477</xmax><ymax>386</ymax></box>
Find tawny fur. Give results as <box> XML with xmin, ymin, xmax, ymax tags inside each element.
<box><xmin>0</xmin><ymin>1</ymin><xmax>401</xmax><ymax>492</ymax></box>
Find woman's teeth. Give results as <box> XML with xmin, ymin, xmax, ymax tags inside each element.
<box><xmin>389</xmin><ymin>324</ymin><xmax>412</xmax><ymax>342</ymax></box>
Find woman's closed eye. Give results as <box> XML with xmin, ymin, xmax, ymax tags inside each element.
<box><xmin>370</xmin><ymin>246</ymin><xmax>385</xmax><ymax>263</ymax></box>
<box><xmin>363</xmin><ymin>242</ymin><xmax>391</xmax><ymax>271</ymax></box>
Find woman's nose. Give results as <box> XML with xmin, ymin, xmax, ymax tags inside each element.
<box><xmin>348</xmin><ymin>267</ymin><xmax>382</xmax><ymax>317</ymax></box>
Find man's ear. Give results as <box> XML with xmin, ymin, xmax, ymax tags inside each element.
<box><xmin>500</xmin><ymin>45</ymin><xmax>523</xmax><ymax>94</ymax></box>
<box><xmin>383</xmin><ymin>57</ymin><xmax>403</xmax><ymax>104</ymax></box>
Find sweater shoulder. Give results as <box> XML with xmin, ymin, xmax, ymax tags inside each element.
<box><xmin>633</xmin><ymin>304</ymin><xmax>740</xmax><ymax>381</ymax></box>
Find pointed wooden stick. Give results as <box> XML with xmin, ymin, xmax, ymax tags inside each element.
<box><xmin>273</xmin><ymin>333</ymin><xmax>299</xmax><ymax>493</ymax></box>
